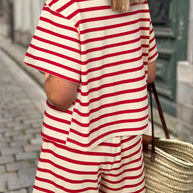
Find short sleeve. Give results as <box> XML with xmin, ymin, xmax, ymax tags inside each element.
<box><xmin>148</xmin><ymin>22</ymin><xmax>158</xmax><ymax>63</ymax></box>
<box><xmin>24</xmin><ymin>3</ymin><xmax>81</xmax><ymax>84</ymax></box>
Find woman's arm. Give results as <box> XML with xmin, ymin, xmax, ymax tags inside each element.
<box><xmin>147</xmin><ymin>61</ymin><xmax>156</xmax><ymax>83</ymax></box>
<box><xmin>44</xmin><ymin>73</ymin><xmax>78</xmax><ymax>111</ymax></box>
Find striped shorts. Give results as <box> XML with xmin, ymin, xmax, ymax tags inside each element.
<box><xmin>33</xmin><ymin>135</ymin><xmax>145</xmax><ymax>193</ymax></box>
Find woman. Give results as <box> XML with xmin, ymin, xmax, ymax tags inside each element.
<box><xmin>24</xmin><ymin>0</ymin><xmax>157</xmax><ymax>192</ymax></box>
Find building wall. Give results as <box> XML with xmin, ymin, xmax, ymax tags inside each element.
<box><xmin>176</xmin><ymin>0</ymin><xmax>193</xmax><ymax>142</ymax></box>
<box><xmin>14</xmin><ymin>0</ymin><xmax>45</xmax><ymax>46</ymax></box>
<box><xmin>0</xmin><ymin>0</ymin><xmax>10</xmax><ymax>37</ymax></box>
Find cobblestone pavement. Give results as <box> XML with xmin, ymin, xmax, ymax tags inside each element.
<box><xmin>0</xmin><ymin>49</ymin><xmax>46</xmax><ymax>193</ymax></box>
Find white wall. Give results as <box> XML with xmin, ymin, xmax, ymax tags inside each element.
<box><xmin>13</xmin><ymin>0</ymin><xmax>45</xmax><ymax>45</ymax></box>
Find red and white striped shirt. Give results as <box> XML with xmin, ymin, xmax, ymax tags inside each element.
<box><xmin>24</xmin><ymin>0</ymin><xmax>158</xmax><ymax>150</ymax></box>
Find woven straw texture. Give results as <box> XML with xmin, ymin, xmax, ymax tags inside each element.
<box><xmin>144</xmin><ymin>139</ymin><xmax>193</xmax><ymax>193</ymax></box>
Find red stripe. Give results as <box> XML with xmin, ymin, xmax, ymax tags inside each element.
<box><xmin>24</xmin><ymin>62</ymin><xmax>80</xmax><ymax>84</ymax></box>
<box><xmin>121</xmin><ymin>138</ymin><xmax>142</xmax><ymax>154</ymax></box>
<box><xmin>41</xmin><ymin>148</ymin><xmax>114</xmax><ymax>166</ymax></box>
<box><xmin>104</xmin><ymin>163</ymin><xmax>143</xmax><ymax>177</ymax></box>
<box><xmin>80</xmin><ymin>27</ymin><xmax>149</xmax><ymax>44</ymax></box>
<box><xmin>37</xmin><ymin>167</ymin><xmax>98</xmax><ymax>184</ymax></box>
<box><xmin>71</xmin><ymin>111</ymin><xmax>148</xmax><ymax>128</ymax></box>
<box><xmin>81</xmin><ymin>75</ymin><xmax>146</xmax><ymax>94</ymax></box>
<box><xmin>33</xmin><ymin>185</ymin><xmax>54</xmax><ymax>193</ymax></box>
<box><xmin>43</xmin><ymin>138</ymin><xmax>115</xmax><ymax>158</ymax></box>
<box><xmin>38</xmin><ymin>157</ymin><xmax>98</xmax><ymax>175</ymax></box>
<box><xmin>149</xmin><ymin>43</ymin><xmax>157</xmax><ymax>53</ymax></box>
<box><xmin>41</xmin><ymin>131</ymin><xmax>67</xmax><ymax>144</ymax></box>
<box><xmin>74</xmin><ymin>96</ymin><xmax>148</xmax><ymax>117</ymax></box>
<box><xmin>99</xmin><ymin>135</ymin><xmax>137</xmax><ymax>147</ymax></box>
<box><xmin>68</xmin><ymin>124</ymin><xmax>148</xmax><ymax>147</ymax></box>
<box><xmin>35</xmin><ymin>176</ymin><xmax>98</xmax><ymax>192</ymax></box>
<box><xmin>68</xmin><ymin>6</ymin><xmax>110</xmax><ymax>19</ymax></box>
<box><xmin>82</xmin><ymin>64</ymin><xmax>144</xmax><ymax>86</ymax></box>
<box><xmin>80</xmin><ymin>18</ymin><xmax>150</xmax><ymax>34</ymax></box>
<box><xmin>43</xmin><ymin>136</ymin><xmax>142</xmax><ymax>160</ymax></box>
<box><xmin>44</xmin><ymin>111</ymin><xmax>71</xmax><ymax>125</ymax></box>
<box><xmin>81</xmin><ymin>55</ymin><xmax>143</xmax><ymax>75</ymax></box>
<box><xmin>148</xmin><ymin>51</ymin><xmax>158</xmax><ymax>62</ymax></box>
<box><xmin>101</xmin><ymin>141</ymin><xmax>143</xmax><ymax>170</ymax></box>
<box><xmin>89</xmin><ymin>105</ymin><xmax>148</xmax><ymax>125</ymax></box>
<box><xmin>77</xmin><ymin>85</ymin><xmax>147</xmax><ymax>102</ymax></box>
<box><xmin>40</xmin><ymin>140</ymin><xmax>143</xmax><ymax>168</ymax></box>
<box><xmin>43</xmin><ymin>122</ymin><xmax>69</xmax><ymax>135</ymax></box>
<box><xmin>25</xmin><ymin>51</ymin><xmax>80</xmax><ymax>73</ymax></box>
<box><xmin>76</xmin><ymin>10</ymin><xmax>150</xmax><ymax>27</ymax></box>
<box><xmin>142</xmin><ymin>43</ymin><xmax>149</xmax><ymax>48</ymax></box>
<box><xmin>141</xmin><ymin>35</ymin><xmax>149</xmax><ymax>40</ymax></box>
<box><xmin>81</xmin><ymin>36</ymin><xmax>141</xmax><ymax>54</ymax></box>
<box><xmin>39</xmin><ymin>16</ymin><xmax>77</xmax><ymax>33</ymax></box>
<box><xmin>149</xmin><ymin>36</ymin><xmax>156</xmax><ymax>44</ymax></box>
<box><xmin>36</xmin><ymin>26</ymin><xmax>80</xmax><ymax>44</ymax></box>
<box><xmin>43</xmin><ymin>6</ymin><xmax>65</xmax><ymax>19</ymax></box>
<box><xmin>101</xmin><ymin>176</ymin><xmax>145</xmax><ymax>191</ymax></box>
<box><xmin>48</xmin><ymin>0</ymin><xmax>58</xmax><ymax>7</ymax></box>
<box><xmin>105</xmin><ymin>150</ymin><xmax>143</xmax><ymax>172</ymax></box>
<box><xmin>29</xmin><ymin>44</ymin><xmax>80</xmax><ymax>65</ymax></box>
<box><xmin>33</xmin><ymin>35</ymin><xmax>80</xmax><ymax>54</ymax></box>
<box><xmin>56</xmin><ymin>1</ymin><xmax>74</xmax><ymax>12</ymax></box>
<box><xmin>111</xmin><ymin>151</ymin><xmax>144</xmax><ymax>174</ymax></box>
<box><xmin>81</xmin><ymin>46</ymin><xmax>142</xmax><ymax>65</ymax></box>
<box><xmin>102</xmin><ymin>169</ymin><xmax>144</xmax><ymax>183</ymax></box>
<box><xmin>43</xmin><ymin>138</ymin><xmax>116</xmax><ymax>157</ymax></box>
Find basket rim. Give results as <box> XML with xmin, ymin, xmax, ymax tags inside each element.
<box><xmin>144</xmin><ymin>145</ymin><xmax>193</xmax><ymax>167</ymax></box>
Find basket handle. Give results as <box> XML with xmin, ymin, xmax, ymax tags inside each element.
<box><xmin>146</xmin><ymin>82</ymin><xmax>170</xmax><ymax>161</ymax></box>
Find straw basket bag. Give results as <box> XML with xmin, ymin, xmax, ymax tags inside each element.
<box><xmin>143</xmin><ymin>83</ymin><xmax>193</xmax><ymax>193</ymax></box>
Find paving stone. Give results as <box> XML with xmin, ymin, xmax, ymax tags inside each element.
<box><xmin>0</xmin><ymin>181</ymin><xmax>6</xmax><ymax>192</ymax></box>
<box><xmin>13</xmin><ymin>134</ymin><xmax>33</xmax><ymax>141</ymax></box>
<box><xmin>18</xmin><ymin>167</ymin><xmax>36</xmax><ymax>179</ymax></box>
<box><xmin>24</xmin><ymin>144</ymin><xmax>41</xmax><ymax>153</ymax></box>
<box><xmin>26</xmin><ymin>128</ymin><xmax>41</xmax><ymax>135</ymax></box>
<box><xmin>15</xmin><ymin>152</ymin><xmax>38</xmax><ymax>161</ymax></box>
<box><xmin>14</xmin><ymin>125</ymin><xmax>29</xmax><ymax>131</ymax></box>
<box><xmin>0</xmin><ymin>141</ymin><xmax>9</xmax><ymax>148</ymax></box>
<box><xmin>0</xmin><ymin>128</ymin><xmax>12</xmax><ymax>134</ymax></box>
<box><xmin>6</xmin><ymin>122</ymin><xmax>17</xmax><ymax>128</ymax></box>
<box><xmin>8</xmin><ymin>177</ymin><xmax>35</xmax><ymax>191</ymax></box>
<box><xmin>6</xmin><ymin>161</ymin><xmax>34</xmax><ymax>172</ymax></box>
<box><xmin>0</xmin><ymin>136</ymin><xmax>12</xmax><ymax>142</ymax></box>
<box><xmin>30</xmin><ymin>137</ymin><xmax>42</xmax><ymax>145</ymax></box>
<box><xmin>28</xmin><ymin>187</ymin><xmax>33</xmax><ymax>193</ymax></box>
<box><xmin>0</xmin><ymin>118</ymin><xmax>13</xmax><ymax>123</ymax></box>
<box><xmin>0</xmin><ymin>165</ymin><xmax>5</xmax><ymax>173</ymax></box>
<box><xmin>0</xmin><ymin>172</ymin><xmax>17</xmax><ymax>182</ymax></box>
<box><xmin>32</xmin><ymin>122</ymin><xmax>42</xmax><ymax>128</ymax></box>
<box><xmin>8</xmin><ymin>189</ymin><xmax>27</xmax><ymax>193</ymax></box>
<box><xmin>1</xmin><ymin>147</ymin><xmax>23</xmax><ymax>156</ymax></box>
<box><xmin>0</xmin><ymin>155</ymin><xmax>14</xmax><ymax>164</ymax></box>
<box><xmin>10</xmin><ymin>140</ymin><xmax>29</xmax><ymax>148</ymax></box>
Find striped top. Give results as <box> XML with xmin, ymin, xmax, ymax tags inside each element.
<box><xmin>24</xmin><ymin>0</ymin><xmax>158</xmax><ymax>150</ymax></box>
